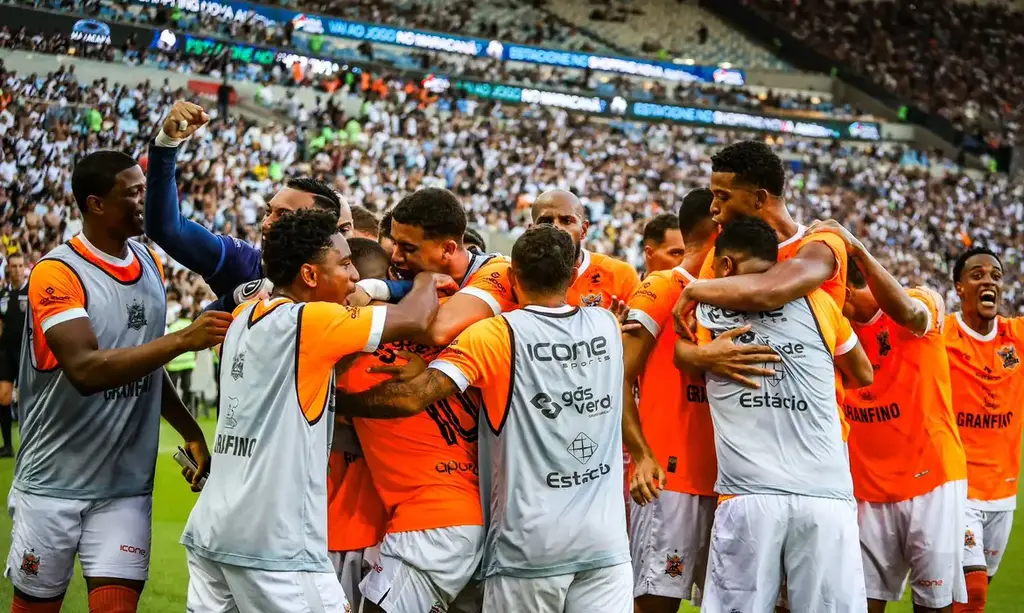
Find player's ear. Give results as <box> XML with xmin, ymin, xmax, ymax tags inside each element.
<box><xmin>754</xmin><ymin>188</ymin><xmax>769</xmax><ymax>210</ymax></box>
<box><xmin>299</xmin><ymin>262</ymin><xmax>318</xmax><ymax>288</ymax></box>
<box><xmin>643</xmin><ymin>244</ymin><xmax>654</xmax><ymax>259</ymax></box>
<box><xmin>508</xmin><ymin>267</ymin><xmax>522</xmax><ymax>305</ymax></box>
<box><xmin>442</xmin><ymin>238</ymin><xmax>459</xmax><ymax>260</ymax></box>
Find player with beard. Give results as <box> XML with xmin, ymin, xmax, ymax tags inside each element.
<box><xmin>530</xmin><ymin>189</ymin><xmax>640</xmax><ymax>310</ymax></box>
<box><xmin>334</xmin><ymin>188</ymin><xmax>514</xmax><ymax>613</ymax></box>
<box><xmin>810</xmin><ymin>220</ymin><xmax>967</xmax><ymax>613</ymax></box>
<box><xmin>624</xmin><ymin>188</ymin><xmax>736</xmax><ymax>613</ymax></box>
<box><xmin>143</xmin><ymin>101</ymin><xmax>394</xmax><ymax>312</ymax></box>
<box><xmin>943</xmin><ymin>247</ymin><xmax>1024</xmax><ymax>613</ymax></box>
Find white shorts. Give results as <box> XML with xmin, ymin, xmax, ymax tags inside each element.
<box><xmin>329</xmin><ymin>546</ymin><xmax>378</xmax><ymax>612</ymax></box>
<box><xmin>482</xmin><ymin>562</ymin><xmax>632</xmax><ymax>613</ymax></box>
<box><xmin>359</xmin><ymin>526</ymin><xmax>484</xmax><ymax>613</ymax></box>
<box><xmin>858</xmin><ymin>480</ymin><xmax>967</xmax><ymax>607</ymax></box>
<box><xmin>4</xmin><ymin>489</ymin><xmax>152</xmax><ymax>598</ymax></box>
<box><xmin>702</xmin><ymin>494</ymin><xmax>866</xmax><ymax>613</ymax></box>
<box><xmin>186</xmin><ymin>549</ymin><xmax>349</xmax><ymax>613</ymax></box>
<box><xmin>629</xmin><ymin>491</ymin><xmax>715</xmax><ymax>601</ymax></box>
<box><xmin>964</xmin><ymin>506</ymin><xmax>1014</xmax><ymax>576</ymax></box>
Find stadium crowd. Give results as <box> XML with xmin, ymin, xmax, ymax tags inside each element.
<box><xmin>747</xmin><ymin>0</ymin><xmax>1024</xmax><ymax>147</ymax></box>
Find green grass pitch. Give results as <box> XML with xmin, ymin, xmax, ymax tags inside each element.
<box><xmin>0</xmin><ymin>418</ymin><xmax>1022</xmax><ymax>611</ymax></box>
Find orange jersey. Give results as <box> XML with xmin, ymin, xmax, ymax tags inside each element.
<box><xmin>845</xmin><ymin>289</ymin><xmax>966</xmax><ymax>503</ymax></box>
<box><xmin>342</xmin><ymin>342</ymin><xmax>483</xmax><ymax>533</ymax></box>
<box><xmin>944</xmin><ymin>313</ymin><xmax>1024</xmax><ymax>504</ymax></box>
<box><xmin>568</xmin><ymin>250</ymin><xmax>641</xmax><ymax>309</ymax></box>
<box><xmin>457</xmin><ymin>256</ymin><xmax>518</xmax><ymax>315</ymax></box>
<box><xmin>700</xmin><ymin>225</ymin><xmax>851</xmax><ymax>439</ymax></box>
<box><xmin>327</xmin><ymin>446</ymin><xmax>387</xmax><ymax>552</ymax></box>
<box><xmin>28</xmin><ymin>236</ymin><xmax>165</xmax><ymax>370</ymax></box>
<box><xmin>626</xmin><ymin>267</ymin><xmax>716</xmax><ymax>496</ymax></box>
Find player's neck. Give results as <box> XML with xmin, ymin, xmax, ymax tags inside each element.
<box><xmin>761</xmin><ymin>205</ymin><xmax>800</xmax><ymax>242</ymax></box>
<box><xmin>80</xmin><ymin>225</ymin><xmax>129</xmax><ymax>260</ymax></box>
<box><xmin>961</xmin><ymin>310</ymin><xmax>996</xmax><ymax>336</ymax></box>
<box><xmin>522</xmin><ymin>293</ymin><xmax>567</xmax><ymax>309</ymax></box>
<box><xmin>447</xmin><ymin>248</ymin><xmax>472</xmax><ymax>286</ymax></box>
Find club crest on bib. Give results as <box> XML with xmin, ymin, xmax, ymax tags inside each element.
<box><xmin>581</xmin><ymin>293</ymin><xmax>603</xmax><ymax>307</ymax></box>
<box><xmin>126</xmin><ymin>299</ymin><xmax>147</xmax><ymax>330</ymax></box>
<box><xmin>19</xmin><ymin>550</ymin><xmax>40</xmax><ymax>576</ymax></box>
<box><xmin>664</xmin><ymin>553</ymin><xmax>684</xmax><ymax>578</ymax></box>
<box><xmin>998</xmin><ymin>345</ymin><xmax>1019</xmax><ymax>371</ymax></box>
<box><xmin>231</xmin><ymin>352</ymin><xmax>246</xmax><ymax>380</ymax></box>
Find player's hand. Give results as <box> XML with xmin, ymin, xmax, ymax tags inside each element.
<box><xmin>161</xmin><ymin>100</ymin><xmax>210</xmax><ymax>140</ymax></box>
<box><xmin>698</xmin><ymin>324</ymin><xmax>780</xmax><ymax>389</ymax></box>
<box><xmin>367</xmin><ymin>350</ymin><xmax>426</xmax><ymax>382</ymax></box>
<box><xmin>413</xmin><ymin>272</ymin><xmax>458</xmax><ymax>295</ymax></box>
<box><xmin>610</xmin><ymin>295</ymin><xmax>641</xmax><ymax>333</ymax></box>
<box><xmin>180</xmin><ymin>438</ymin><xmax>211</xmax><ymax>493</ymax></box>
<box><xmin>807</xmin><ymin>219</ymin><xmax>864</xmax><ymax>254</ymax></box>
<box><xmin>346</xmin><ymin>286</ymin><xmax>372</xmax><ymax>307</ymax></box>
<box><xmin>178</xmin><ymin>311</ymin><xmax>233</xmax><ymax>351</ymax></box>
<box><xmin>630</xmin><ymin>453</ymin><xmax>666</xmax><ymax>506</ymax></box>
<box><xmin>671</xmin><ymin>290</ymin><xmax>698</xmax><ymax>341</ymax></box>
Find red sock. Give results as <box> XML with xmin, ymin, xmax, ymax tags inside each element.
<box><xmin>954</xmin><ymin>570</ymin><xmax>988</xmax><ymax>613</ymax></box>
<box><xmin>11</xmin><ymin>595</ymin><xmax>63</xmax><ymax>613</ymax></box>
<box><xmin>87</xmin><ymin>585</ymin><xmax>140</xmax><ymax>613</ymax></box>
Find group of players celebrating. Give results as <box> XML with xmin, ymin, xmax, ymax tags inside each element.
<box><xmin>2</xmin><ymin>99</ymin><xmax>1020</xmax><ymax>613</ymax></box>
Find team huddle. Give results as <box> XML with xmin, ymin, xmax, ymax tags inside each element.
<box><xmin>2</xmin><ymin>100</ymin><xmax>1021</xmax><ymax>613</ymax></box>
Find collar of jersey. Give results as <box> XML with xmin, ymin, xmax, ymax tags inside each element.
<box><xmin>777</xmin><ymin>224</ymin><xmax>807</xmax><ymax>250</ymax></box>
<box><xmin>76</xmin><ymin>233</ymin><xmax>135</xmax><ymax>268</ymax></box>
<box><xmin>523</xmin><ymin>304</ymin><xmax>575</xmax><ymax>314</ymax></box>
<box><xmin>671</xmin><ymin>266</ymin><xmax>697</xmax><ymax>283</ymax></box>
<box><xmin>955</xmin><ymin>312</ymin><xmax>998</xmax><ymax>342</ymax></box>
<box><xmin>575</xmin><ymin>249</ymin><xmax>592</xmax><ymax>280</ymax></box>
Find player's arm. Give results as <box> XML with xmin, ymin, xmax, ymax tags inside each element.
<box><xmin>412</xmin><ymin>262</ymin><xmax>516</xmax><ymax>346</ymax></box>
<box><xmin>674</xmin><ymin>325</ymin><xmax>779</xmax><ymax>387</ymax></box>
<box><xmin>337</xmin><ymin>368</ymin><xmax>458</xmax><ymax>418</ymax></box>
<box><xmin>683</xmin><ymin>242</ymin><xmax>838</xmax><ymax>311</ymax></box>
<box><xmin>813</xmin><ymin>220</ymin><xmax>933</xmax><ymax>336</ymax></box>
<box><xmin>160</xmin><ymin>370</ymin><xmax>209</xmax><ymax>490</ymax></box>
<box><xmin>35</xmin><ymin>261</ymin><xmax>232</xmax><ymax>395</ymax></box>
<box><xmin>835</xmin><ymin>337</ymin><xmax>873</xmax><ymax>389</ymax></box>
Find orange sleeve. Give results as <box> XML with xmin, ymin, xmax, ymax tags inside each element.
<box><xmin>626</xmin><ymin>273</ymin><xmax>677</xmax><ymax>338</ymax></box>
<box><xmin>298</xmin><ymin>303</ymin><xmax>386</xmax><ymax>424</ymax></box>
<box><xmin>28</xmin><ymin>259</ymin><xmax>88</xmax><ymax>333</ymax></box>
<box><xmin>458</xmin><ymin>258</ymin><xmax>517</xmax><ymax>315</ymax></box>
<box><xmin>905</xmin><ymin>287</ymin><xmax>944</xmax><ymax>339</ymax></box>
<box><xmin>231</xmin><ymin>299</ymin><xmax>256</xmax><ymax>319</ymax></box>
<box><xmin>429</xmin><ymin>317</ymin><xmax>512</xmax><ymax>431</ymax></box>
<box><xmin>696</xmin><ymin>320</ymin><xmax>712</xmax><ymax>346</ymax></box>
<box><xmin>146</xmin><ymin>246</ymin><xmax>166</xmax><ymax>283</ymax></box>
<box><xmin>807</xmin><ymin>290</ymin><xmax>857</xmax><ymax>356</ymax></box>
<box><xmin>798</xmin><ymin>233</ymin><xmax>848</xmax><ymax>308</ymax></box>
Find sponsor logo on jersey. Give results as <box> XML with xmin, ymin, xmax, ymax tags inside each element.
<box><xmin>844</xmin><ymin>403</ymin><xmax>902</xmax><ymax>423</ymax></box>
<box><xmin>525</xmin><ymin>336</ymin><xmax>609</xmax><ymax>368</ymax></box>
<box><xmin>957</xmin><ymin>411</ymin><xmax>1013</xmax><ymax>429</ymax></box>
<box><xmin>546</xmin><ymin>463</ymin><xmax>611</xmax><ymax>488</ymax></box>
<box><xmin>435</xmin><ymin>460</ymin><xmax>478</xmax><ymax>475</ymax></box>
<box><xmin>530</xmin><ymin>387</ymin><xmax>612</xmax><ymax>419</ymax></box>
<box><xmin>664</xmin><ymin>553</ymin><xmax>685</xmax><ymax>578</ymax></box>
<box><xmin>567</xmin><ymin>432</ymin><xmax>598</xmax><ymax>464</ymax></box>
<box><xmin>104</xmin><ymin>373</ymin><xmax>153</xmax><ymax>400</ymax></box>
<box><xmin>39</xmin><ymin>286</ymin><xmax>71</xmax><ymax>306</ymax></box>
<box><xmin>738</xmin><ymin>391</ymin><xmax>808</xmax><ymax>412</ymax></box>
<box><xmin>126</xmin><ymin>299</ymin><xmax>148</xmax><ymax>330</ymax></box>
<box><xmin>120</xmin><ymin>544</ymin><xmax>148</xmax><ymax>556</ymax></box>
<box><xmin>686</xmin><ymin>384</ymin><xmax>707</xmax><ymax>404</ymax></box>
<box><xmin>214</xmin><ymin>434</ymin><xmax>257</xmax><ymax>457</ymax></box>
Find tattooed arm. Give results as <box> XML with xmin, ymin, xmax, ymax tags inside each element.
<box><xmin>336</xmin><ymin>368</ymin><xmax>459</xmax><ymax>418</ymax></box>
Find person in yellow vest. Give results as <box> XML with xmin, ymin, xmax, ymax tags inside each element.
<box><xmin>167</xmin><ymin>312</ymin><xmax>198</xmax><ymax>417</ymax></box>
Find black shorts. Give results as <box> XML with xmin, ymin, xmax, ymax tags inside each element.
<box><xmin>0</xmin><ymin>349</ymin><xmax>18</xmax><ymax>383</ymax></box>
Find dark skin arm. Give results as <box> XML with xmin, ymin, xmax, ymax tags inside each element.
<box><xmin>411</xmin><ymin>292</ymin><xmax>494</xmax><ymax>347</ymax></box>
<box><xmin>621</xmin><ymin>327</ymin><xmax>666</xmax><ymax>504</ymax></box>
<box><xmin>682</xmin><ymin>242</ymin><xmax>838</xmax><ymax>312</ymax></box>
<box><xmin>835</xmin><ymin>339</ymin><xmax>873</xmax><ymax>389</ymax></box>
<box><xmin>46</xmin><ymin>311</ymin><xmax>231</xmax><ymax>396</ymax></box>
<box><xmin>336</xmin><ymin>368</ymin><xmax>459</xmax><ymax>418</ymax></box>
<box><xmin>161</xmin><ymin>370</ymin><xmax>210</xmax><ymax>492</ymax></box>
<box><xmin>810</xmin><ymin>220</ymin><xmax>933</xmax><ymax>337</ymax></box>
<box><xmin>673</xmin><ymin>325</ymin><xmax>779</xmax><ymax>388</ymax></box>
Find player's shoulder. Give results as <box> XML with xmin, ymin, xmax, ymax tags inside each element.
<box><xmin>631</xmin><ymin>269</ymin><xmax>684</xmax><ymax>302</ymax></box>
<box><xmin>590</xmin><ymin>251</ymin><xmax>635</xmax><ymax>275</ymax></box>
<box><xmin>470</xmin><ymin>254</ymin><xmax>511</xmax><ymax>278</ymax></box>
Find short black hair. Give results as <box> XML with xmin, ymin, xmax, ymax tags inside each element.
<box><xmin>711</xmin><ymin>141</ymin><xmax>785</xmax><ymax>197</ymax></box>
<box><xmin>286</xmin><ymin>177</ymin><xmax>341</xmax><ymax>216</ymax></box>
<box><xmin>464</xmin><ymin>226</ymin><xmax>487</xmax><ymax>253</ymax></box>
<box><xmin>952</xmin><ymin>246</ymin><xmax>1001</xmax><ymax>283</ymax></box>
<box><xmin>262</xmin><ymin>208</ymin><xmax>339</xmax><ymax>287</ymax></box>
<box><xmin>350</xmin><ymin>205</ymin><xmax>380</xmax><ymax>236</ymax></box>
<box><xmin>379</xmin><ymin>210</ymin><xmax>394</xmax><ymax>240</ymax></box>
<box><xmin>391</xmin><ymin>188</ymin><xmax>467</xmax><ymax>241</ymax></box>
<box><xmin>348</xmin><ymin>237</ymin><xmax>390</xmax><ymax>280</ymax></box>
<box><xmin>71</xmin><ymin>150</ymin><xmax>138</xmax><ymax>211</ymax></box>
<box><xmin>510</xmin><ymin>225</ymin><xmax>575</xmax><ymax>296</ymax></box>
<box><xmin>714</xmin><ymin>215</ymin><xmax>778</xmax><ymax>264</ymax></box>
<box><xmin>678</xmin><ymin>188</ymin><xmax>714</xmax><ymax>237</ymax></box>
<box><xmin>642</xmin><ymin>213</ymin><xmax>679</xmax><ymax>245</ymax></box>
